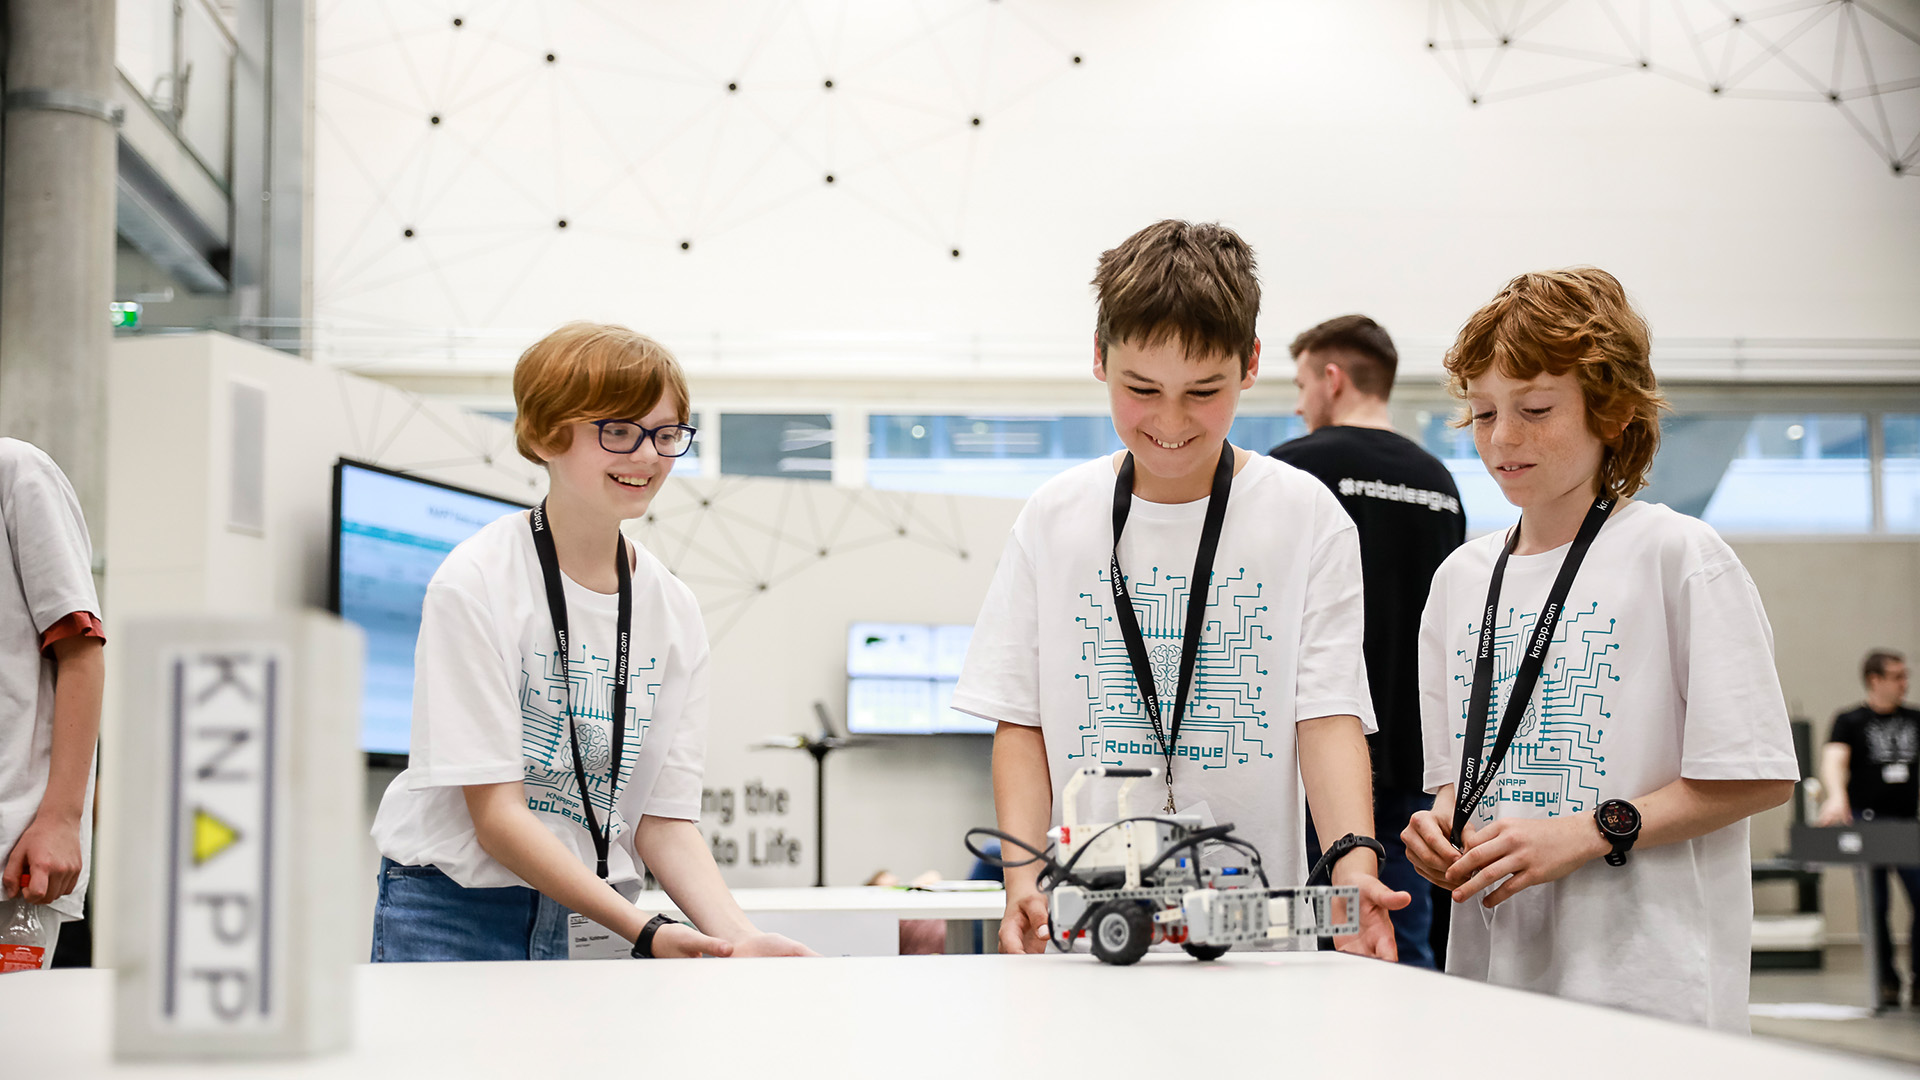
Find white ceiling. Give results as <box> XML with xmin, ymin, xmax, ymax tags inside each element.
<box><xmin>313</xmin><ymin>0</ymin><xmax>1920</xmax><ymax>380</ymax></box>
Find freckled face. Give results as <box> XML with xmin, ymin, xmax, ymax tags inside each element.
<box><xmin>1097</xmin><ymin>335</ymin><xmax>1258</xmax><ymax>490</ymax></box>
<box><xmin>1466</xmin><ymin>367</ymin><xmax>1604</xmax><ymax>508</ymax></box>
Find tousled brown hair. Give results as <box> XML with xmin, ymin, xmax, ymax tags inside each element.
<box><xmin>1093</xmin><ymin>220</ymin><xmax>1260</xmax><ymax>374</ymax></box>
<box><xmin>512</xmin><ymin>322</ymin><xmax>690</xmax><ymax>465</ymax></box>
<box><xmin>1444</xmin><ymin>268</ymin><xmax>1667</xmax><ymax>500</ymax></box>
<box><xmin>1291</xmin><ymin>314</ymin><xmax>1398</xmax><ymax>398</ymax></box>
<box><xmin>1864</xmin><ymin>649</ymin><xmax>1906</xmax><ymax>683</ymax></box>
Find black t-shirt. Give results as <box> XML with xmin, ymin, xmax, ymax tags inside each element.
<box><xmin>1829</xmin><ymin>704</ymin><xmax>1920</xmax><ymax>819</ymax></box>
<box><xmin>1271</xmin><ymin>426</ymin><xmax>1466</xmax><ymax>792</ymax></box>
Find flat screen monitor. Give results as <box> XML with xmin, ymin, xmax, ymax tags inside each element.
<box><xmin>845</xmin><ymin>622</ymin><xmax>992</xmax><ymax>735</ymax></box>
<box><xmin>329</xmin><ymin>459</ymin><xmax>530</xmax><ymax>763</ymax></box>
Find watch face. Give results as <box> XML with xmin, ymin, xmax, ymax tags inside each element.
<box><xmin>1596</xmin><ymin>800</ymin><xmax>1640</xmax><ymax>837</ymax></box>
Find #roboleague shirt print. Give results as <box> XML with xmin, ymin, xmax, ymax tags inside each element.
<box><xmin>954</xmin><ymin>455</ymin><xmax>1374</xmax><ymax>889</ymax></box>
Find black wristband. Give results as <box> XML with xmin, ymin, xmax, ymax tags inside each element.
<box><xmin>1307</xmin><ymin>833</ymin><xmax>1387</xmax><ymax>887</ymax></box>
<box><xmin>631</xmin><ymin>914</ymin><xmax>680</xmax><ymax>958</ymax></box>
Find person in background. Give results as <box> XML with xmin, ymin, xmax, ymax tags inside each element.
<box><xmin>0</xmin><ymin>440</ymin><xmax>107</xmax><ymax>968</ymax></box>
<box><xmin>1270</xmin><ymin>315</ymin><xmax>1464</xmax><ymax>969</ymax></box>
<box><xmin>1818</xmin><ymin>648</ymin><xmax>1920</xmax><ymax>1008</ymax></box>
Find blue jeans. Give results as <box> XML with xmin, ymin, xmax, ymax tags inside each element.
<box><xmin>371</xmin><ymin>858</ymin><xmax>573</xmax><ymax>962</ymax></box>
<box><xmin>1305</xmin><ymin>787</ymin><xmax>1436</xmax><ymax>969</ymax></box>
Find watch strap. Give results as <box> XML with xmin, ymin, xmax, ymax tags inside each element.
<box><xmin>631</xmin><ymin>913</ymin><xmax>680</xmax><ymax>958</ymax></box>
<box><xmin>1307</xmin><ymin>833</ymin><xmax>1387</xmax><ymax>887</ymax></box>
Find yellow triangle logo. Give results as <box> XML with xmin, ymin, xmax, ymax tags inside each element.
<box><xmin>192</xmin><ymin>807</ymin><xmax>241</xmax><ymax>866</ymax></box>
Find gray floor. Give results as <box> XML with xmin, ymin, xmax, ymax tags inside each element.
<box><xmin>1751</xmin><ymin>945</ymin><xmax>1920</xmax><ymax>1065</ymax></box>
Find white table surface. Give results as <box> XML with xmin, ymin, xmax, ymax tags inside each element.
<box><xmin>632</xmin><ymin>884</ymin><xmax>1007</xmax><ymax>921</ymax></box>
<box><xmin>6</xmin><ymin>952</ymin><xmax>1907</xmax><ymax>1078</ymax></box>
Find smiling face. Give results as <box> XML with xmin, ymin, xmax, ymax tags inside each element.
<box><xmin>1097</xmin><ymin>333</ymin><xmax>1258</xmax><ymax>500</ymax></box>
<box><xmin>1466</xmin><ymin>366</ymin><xmax>1606</xmax><ymax>510</ymax></box>
<box><xmin>540</xmin><ymin>394</ymin><xmax>684</xmax><ymax>522</ymax></box>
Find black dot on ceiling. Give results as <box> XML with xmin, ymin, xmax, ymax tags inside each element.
<box><xmin>556</xmin><ymin>218</ymin><xmax>568</xmax><ymax>229</ymax></box>
<box><xmin>646</xmin><ymin>514</ymin><xmax>656</xmax><ymax>523</ymax></box>
<box><xmin>825</xmin><ymin>174</ymin><xmax>835</xmax><ymax>184</ymax></box>
<box><xmin>824</xmin><ymin>78</ymin><xmax>834</xmax><ymax>89</ymax></box>
<box><xmin>1897</xmin><ymin>163</ymin><xmax>1907</xmax><ymax>175</ymax></box>
<box><xmin>958</xmin><ymin>550</ymin><xmax>969</xmax><ymax>560</ymax></box>
<box><xmin>1426</xmin><ymin>42</ymin><xmax>1435</xmax><ymax>49</ymax></box>
<box><xmin>545</xmin><ymin>53</ymin><xmax>556</xmax><ymax>63</ymax></box>
<box><xmin>897</xmin><ymin>527</ymin><xmax>907</xmax><ymax>536</ymax></box>
<box><xmin>1469</xmin><ymin>95</ymin><xmax>1479</xmax><ymax>105</ymax></box>
<box><xmin>1499</xmin><ymin>37</ymin><xmax>1510</xmax><ymax>46</ymax></box>
<box><xmin>971</xmin><ymin>116</ymin><xmax>981</xmax><ymax>126</ymax></box>
<box><xmin>817</xmin><ymin>548</ymin><xmax>828</xmax><ymax>557</ymax></box>
<box><xmin>1732</xmin><ymin>15</ymin><xmax>1742</xmax><ymax>24</ymax></box>
<box><xmin>403</xmin><ymin>227</ymin><xmax>415</xmax><ymax>238</ymax></box>
<box><xmin>452</xmin><ymin>16</ymin><xmax>463</xmax><ymax>28</ymax></box>
<box><xmin>680</xmin><ymin>240</ymin><xmax>691</xmax><ymax>250</ymax></box>
<box><xmin>727</xmin><ymin>81</ymin><xmax>738</xmax><ymax>92</ymax></box>
<box><xmin>482</xmin><ymin>454</ymin><xmax>491</xmax><ymax>464</ymax></box>
<box><xmin>699</xmin><ymin>499</ymin><xmax>710</xmax><ymax>507</ymax></box>
<box><xmin>1711</xmin><ymin>85</ymin><xmax>1722</xmax><ymax>94</ymax></box>
<box><xmin>430</xmin><ymin>114</ymin><xmax>441</xmax><ymax>125</ymax></box>
<box><xmin>1073</xmin><ymin>55</ymin><xmax>1082</xmax><ymax>64</ymax></box>
<box><xmin>757</xmin><ymin>582</ymin><xmax>768</xmax><ymax>591</ymax></box>
<box><xmin>950</xmin><ymin>247</ymin><xmax>961</xmax><ymax>258</ymax></box>
<box><xmin>1639</xmin><ymin>60</ymin><xmax>1649</xmax><ymax>68</ymax></box>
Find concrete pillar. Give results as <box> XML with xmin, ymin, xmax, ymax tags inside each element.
<box><xmin>0</xmin><ymin>0</ymin><xmax>117</xmax><ymax>541</ymax></box>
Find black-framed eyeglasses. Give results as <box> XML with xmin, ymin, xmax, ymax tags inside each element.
<box><xmin>592</xmin><ymin>419</ymin><xmax>698</xmax><ymax>458</ymax></box>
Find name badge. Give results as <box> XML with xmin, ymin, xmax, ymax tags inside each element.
<box><xmin>567</xmin><ymin>913</ymin><xmax>632</xmax><ymax>960</ymax></box>
<box><xmin>1884</xmin><ymin>762</ymin><xmax>1912</xmax><ymax>785</ymax></box>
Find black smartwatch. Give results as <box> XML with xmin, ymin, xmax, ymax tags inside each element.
<box><xmin>1307</xmin><ymin>832</ymin><xmax>1387</xmax><ymax>886</ymax></box>
<box><xmin>1594</xmin><ymin>799</ymin><xmax>1642</xmax><ymax>867</ymax></box>
<box><xmin>631</xmin><ymin>914</ymin><xmax>680</xmax><ymax>958</ymax></box>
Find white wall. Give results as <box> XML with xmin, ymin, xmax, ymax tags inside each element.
<box><xmin>311</xmin><ymin>1</ymin><xmax>1920</xmax><ymax>377</ymax></box>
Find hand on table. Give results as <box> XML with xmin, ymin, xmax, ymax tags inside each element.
<box><xmin>3</xmin><ymin>812</ymin><xmax>83</xmax><ymax>904</ymax></box>
<box><xmin>1447</xmin><ymin>815</ymin><xmax>1608</xmax><ymax>908</ymax></box>
<box><xmin>999</xmin><ymin>889</ymin><xmax>1050</xmax><ymax>954</ymax></box>
<box><xmin>1330</xmin><ymin>858</ymin><xmax>1410</xmax><ymax>961</ymax></box>
<box><xmin>727</xmin><ymin>932</ymin><xmax>816</xmax><ymax>957</ymax></box>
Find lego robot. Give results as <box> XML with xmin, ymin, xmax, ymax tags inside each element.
<box><xmin>967</xmin><ymin>766</ymin><xmax>1359</xmax><ymax>965</ymax></box>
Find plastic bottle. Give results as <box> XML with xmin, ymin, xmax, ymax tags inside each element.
<box><xmin>0</xmin><ymin>894</ymin><xmax>53</xmax><ymax>972</ymax></box>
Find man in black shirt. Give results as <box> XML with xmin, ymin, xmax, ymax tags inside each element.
<box><xmin>1820</xmin><ymin>648</ymin><xmax>1920</xmax><ymax>1006</ymax></box>
<box><xmin>1272</xmin><ymin>315</ymin><xmax>1464</xmax><ymax>969</ymax></box>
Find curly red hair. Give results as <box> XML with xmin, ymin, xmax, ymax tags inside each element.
<box><xmin>1444</xmin><ymin>268</ymin><xmax>1668</xmax><ymax>499</ymax></box>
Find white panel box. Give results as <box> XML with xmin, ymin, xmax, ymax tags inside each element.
<box><xmin>110</xmin><ymin>613</ymin><xmax>363</xmax><ymax>1060</ymax></box>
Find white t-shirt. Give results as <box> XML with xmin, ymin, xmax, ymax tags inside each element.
<box><xmin>1420</xmin><ymin>500</ymin><xmax>1799</xmax><ymax>1032</ymax></box>
<box><xmin>371</xmin><ymin>512</ymin><xmax>707</xmax><ymax>889</ymax></box>
<box><xmin>953</xmin><ymin>453</ymin><xmax>1375</xmax><ymax>888</ymax></box>
<box><xmin>0</xmin><ymin>439</ymin><xmax>101</xmax><ymax>921</ymax></box>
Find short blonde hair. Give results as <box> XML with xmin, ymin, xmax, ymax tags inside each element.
<box><xmin>1444</xmin><ymin>268</ymin><xmax>1668</xmax><ymax>500</ymax></box>
<box><xmin>512</xmin><ymin>322</ymin><xmax>690</xmax><ymax>464</ymax></box>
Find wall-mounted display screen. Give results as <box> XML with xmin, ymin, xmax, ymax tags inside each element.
<box><xmin>329</xmin><ymin>460</ymin><xmax>529</xmax><ymax>761</ymax></box>
<box><xmin>846</xmin><ymin>622</ymin><xmax>991</xmax><ymax>735</ymax></box>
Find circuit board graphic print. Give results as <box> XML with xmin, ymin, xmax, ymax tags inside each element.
<box><xmin>1072</xmin><ymin>565</ymin><xmax>1271</xmax><ymax>771</ymax></box>
<box><xmin>1454</xmin><ymin>601</ymin><xmax>1615</xmax><ymax>823</ymax></box>
<box><xmin>519</xmin><ymin>644</ymin><xmax>658</xmax><ymax>836</ymax></box>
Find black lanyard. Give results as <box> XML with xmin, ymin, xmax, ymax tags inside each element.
<box><xmin>1110</xmin><ymin>441</ymin><xmax>1235</xmax><ymax>814</ymax></box>
<box><xmin>1451</xmin><ymin>496</ymin><xmax>1614</xmax><ymax>846</ymax></box>
<box><xmin>528</xmin><ymin>501</ymin><xmax>632</xmax><ymax>880</ymax></box>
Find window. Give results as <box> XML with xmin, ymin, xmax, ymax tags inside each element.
<box><xmin>1697</xmin><ymin>415</ymin><xmax>1870</xmax><ymax>533</ymax></box>
<box><xmin>867</xmin><ymin>415</ymin><xmax>1302</xmax><ymax>499</ymax></box>
<box><xmin>720</xmin><ymin>413</ymin><xmax>831</xmax><ymax>479</ymax></box>
<box><xmin>1883</xmin><ymin>415</ymin><xmax>1920</xmax><ymax>533</ymax></box>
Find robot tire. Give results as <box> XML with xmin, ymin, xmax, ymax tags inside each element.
<box><xmin>1181</xmin><ymin>941</ymin><xmax>1230</xmax><ymax>961</ymax></box>
<box><xmin>1089</xmin><ymin>901</ymin><xmax>1152</xmax><ymax>966</ymax></box>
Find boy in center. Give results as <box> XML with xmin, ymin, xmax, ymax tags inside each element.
<box><xmin>953</xmin><ymin>220</ymin><xmax>1408</xmax><ymax>957</ymax></box>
